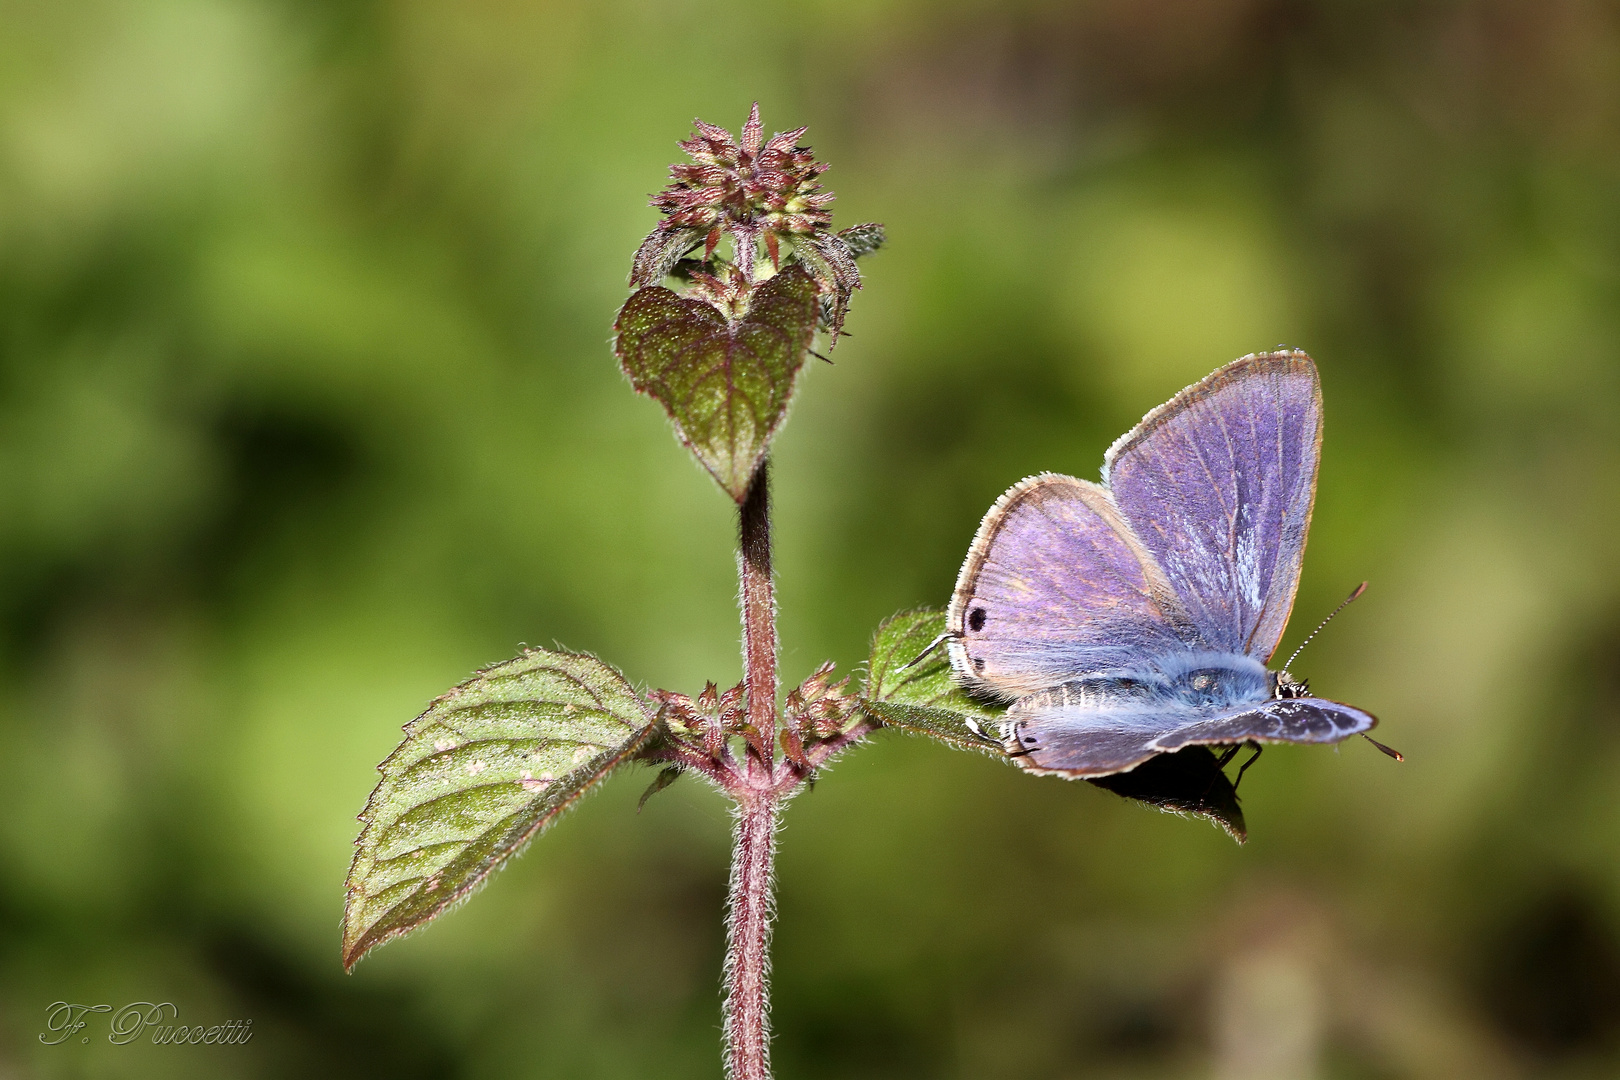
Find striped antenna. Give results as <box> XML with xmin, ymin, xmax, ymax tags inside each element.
<box><xmin>1283</xmin><ymin>581</ymin><xmax>1367</xmax><ymax>673</ymax></box>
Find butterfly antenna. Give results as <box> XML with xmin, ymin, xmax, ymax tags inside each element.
<box><xmin>1283</xmin><ymin>581</ymin><xmax>1367</xmax><ymax>673</ymax></box>
<box><xmin>902</xmin><ymin>631</ymin><xmax>957</xmax><ymax>670</ymax></box>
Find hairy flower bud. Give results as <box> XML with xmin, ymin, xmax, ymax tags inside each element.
<box><xmin>629</xmin><ymin>103</ymin><xmax>883</xmax><ymax>344</ymax></box>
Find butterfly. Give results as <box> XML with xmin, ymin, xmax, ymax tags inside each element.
<box><xmin>945</xmin><ymin>351</ymin><xmax>1392</xmax><ymax>781</ymax></box>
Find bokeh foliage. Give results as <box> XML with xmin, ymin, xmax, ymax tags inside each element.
<box><xmin>2</xmin><ymin>0</ymin><xmax>1620</xmax><ymax>1077</ymax></box>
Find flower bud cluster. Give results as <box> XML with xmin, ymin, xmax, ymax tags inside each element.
<box><xmin>629</xmin><ymin>103</ymin><xmax>883</xmax><ymax>344</ymax></box>
<box><xmin>655</xmin><ymin>105</ymin><xmax>832</xmax><ymax>265</ymax></box>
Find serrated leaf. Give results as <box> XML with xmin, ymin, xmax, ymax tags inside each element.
<box><xmin>861</xmin><ymin>608</ymin><xmax>1247</xmax><ymax>841</ymax></box>
<box><xmin>614</xmin><ymin>265</ymin><xmax>819</xmax><ymax>502</ymax></box>
<box><xmin>861</xmin><ymin>608</ymin><xmax>1003</xmax><ymax>754</ymax></box>
<box><xmin>864</xmin><ymin>607</ymin><xmax>989</xmax><ymax>713</ymax></box>
<box><xmin>343</xmin><ymin>648</ymin><xmax>655</xmax><ymax>970</ymax></box>
<box><xmin>860</xmin><ymin>700</ymin><xmax>1002</xmax><ymax>755</ymax></box>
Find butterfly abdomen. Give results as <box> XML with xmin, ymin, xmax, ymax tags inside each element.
<box><xmin>1006</xmin><ymin>651</ymin><xmax>1271</xmax><ymax>724</ymax></box>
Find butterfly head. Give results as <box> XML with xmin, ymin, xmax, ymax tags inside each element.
<box><xmin>1272</xmin><ymin>669</ymin><xmax>1311</xmax><ymax>699</ymax></box>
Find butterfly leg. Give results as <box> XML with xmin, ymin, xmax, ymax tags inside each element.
<box><xmin>1198</xmin><ymin>744</ymin><xmax>1244</xmax><ymax>803</ymax></box>
<box><xmin>1232</xmin><ymin>742</ymin><xmax>1264</xmax><ymax>790</ymax></box>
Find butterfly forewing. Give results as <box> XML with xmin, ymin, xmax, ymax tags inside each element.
<box><xmin>1103</xmin><ymin>352</ymin><xmax>1321</xmax><ymax>662</ymax></box>
<box><xmin>1150</xmin><ymin>697</ymin><xmax>1377</xmax><ymax>752</ymax></box>
<box><xmin>1011</xmin><ymin>696</ymin><xmax>1377</xmax><ymax>779</ymax></box>
<box><xmin>1010</xmin><ymin>715</ymin><xmax>1169</xmax><ymax>777</ymax></box>
<box><xmin>948</xmin><ymin>473</ymin><xmax>1196</xmax><ymax>699</ymax></box>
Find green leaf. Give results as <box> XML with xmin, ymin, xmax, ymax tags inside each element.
<box><xmin>614</xmin><ymin>264</ymin><xmax>819</xmax><ymax>502</ymax></box>
<box><xmin>860</xmin><ymin>608</ymin><xmax>1004</xmax><ymax>754</ymax></box>
<box><xmin>629</xmin><ymin>226</ymin><xmax>703</xmax><ymax>288</ymax></box>
<box><xmin>861</xmin><ymin>699</ymin><xmax>1002</xmax><ymax>755</ymax></box>
<box><xmin>863</xmin><ymin>607</ymin><xmax>988</xmax><ymax>712</ymax></box>
<box><xmin>837</xmin><ymin>222</ymin><xmax>887</xmax><ymax>259</ymax></box>
<box><xmin>637</xmin><ymin>765</ymin><xmax>682</xmax><ymax>812</ymax></box>
<box><xmin>343</xmin><ymin>648</ymin><xmax>655</xmax><ymax>970</ymax></box>
<box><xmin>791</xmin><ymin>234</ymin><xmax>860</xmax><ymax>343</ymax></box>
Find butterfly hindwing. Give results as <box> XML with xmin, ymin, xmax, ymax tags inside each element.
<box><xmin>1008</xmin><ymin>706</ymin><xmax>1179</xmax><ymax>777</ymax></box>
<box><xmin>948</xmin><ymin>473</ymin><xmax>1196</xmax><ymax>700</ymax></box>
<box><xmin>1103</xmin><ymin>352</ymin><xmax>1321</xmax><ymax>663</ymax></box>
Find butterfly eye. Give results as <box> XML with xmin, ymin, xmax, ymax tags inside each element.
<box><xmin>968</xmin><ymin>607</ymin><xmax>987</xmax><ymax>632</ymax></box>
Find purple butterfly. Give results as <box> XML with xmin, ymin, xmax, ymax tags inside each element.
<box><xmin>946</xmin><ymin>351</ymin><xmax>1391</xmax><ymax>780</ymax></box>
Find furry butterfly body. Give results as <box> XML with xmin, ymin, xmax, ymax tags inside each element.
<box><xmin>947</xmin><ymin>351</ymin><xmax>1377</xmax><ymax>778</ymax></box>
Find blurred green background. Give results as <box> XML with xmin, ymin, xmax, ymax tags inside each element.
<box><xmin>3</xmin><ymin>0</ymin><xmax>1620</xmax><ymax>1076</ymax></box>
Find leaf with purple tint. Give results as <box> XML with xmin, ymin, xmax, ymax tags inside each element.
<box><xmin>343</xmin><ymin>649</ymin><xmax>655</xmax><ymax>970</ymax></box>
<box><xmin>615</xmin><ymin>265</ymin><xmax>819</xmax><ymax>502</ymax></box>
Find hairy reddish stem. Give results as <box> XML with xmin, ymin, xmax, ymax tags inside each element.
<box><xmin>738</xmin><ymin>463</ymin><xmax>777</xmax><ymax>765</ymax></box>
<box><xmin>724</xmin><ymin>788</ymin><xmax>778</xmax><ymax>1080</ymax></box>
<box><xmin>725</xmin><ymin>461</ymin><xmax>780</xmax><ymax>1080</ymax></box>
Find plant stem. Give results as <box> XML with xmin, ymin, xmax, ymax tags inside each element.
<box><xmin>724</xmin><ymin>789</ymin><xmax>778</xmax><ymax>1080</ymax></box>
<box><xmin>738</xmin><ymin>462</ymin><xmax>777</xmax><ymax>765</ymax></box>
<box><xmin>725</xmin><ymin>460</ymin><xmax>779</xmax><ymax>1080</ymax></box>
